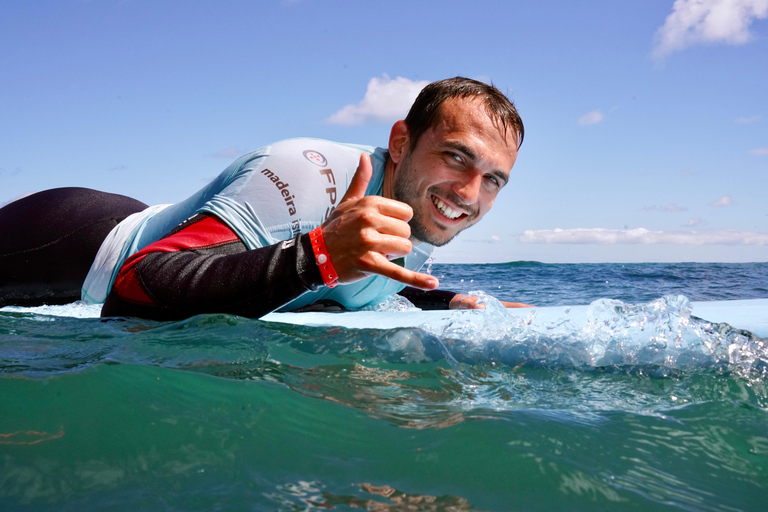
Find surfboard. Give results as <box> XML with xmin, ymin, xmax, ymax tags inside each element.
<box><xmin>2</xmin><ymin>298</ymin><xmax>767</xmax><ymax>338</ymax></box>
<box><xmin>262</xmin><ymin>298</ymin><xmax>768</xmax><ymax>338</ymax></box>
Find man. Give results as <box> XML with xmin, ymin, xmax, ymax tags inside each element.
<box><xmin>0</xmin><ymin>77</ymin><xmax>529</xmax><ymax>319</ymax></box>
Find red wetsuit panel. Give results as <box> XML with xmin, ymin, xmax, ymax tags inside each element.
<box><xmin>111</xmin><ymin>215</ymin><xmax>241</xmax><ymax>306</ymax></box>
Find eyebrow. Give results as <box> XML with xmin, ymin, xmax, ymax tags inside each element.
<box><xmin>443</xmin><ymin>141</ymin><xmax>509</xmax><ymax>186</ymax></box>
<box><xmin>444</xmin><ymin>141</ymin><xmax>478</xmax><ymax>162</ymax></box>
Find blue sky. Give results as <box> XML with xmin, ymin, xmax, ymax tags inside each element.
<box><xmin>1</xmin><ymin>0</ymin><xmax>766</xmax><ymax>263</ymax></box>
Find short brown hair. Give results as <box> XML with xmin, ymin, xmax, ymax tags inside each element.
<box><xmin>404</xmin><ymin>77</ymin><xmax>524</xmax><ymax>150</ymax></box>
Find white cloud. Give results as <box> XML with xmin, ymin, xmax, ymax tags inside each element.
<box><xmin>491</xmin><ymin>235</ymin><xmax>501</xmax><ymax>243</ymax></box>
<box><xmin>208</xmin><ymin>146</ymin><xmax>245</xmax><ymax>159</ymax></box>
<box><xmin>643</xmin><ymin>203</ymin><xmax>688</xmax><ymax>212</ymax></box>
<box><xmin>749</xmin><ymin>147</ymin><xmax>768</xmax><ymax>155</ymax></box>
<box><xmin>518</xmin><ymin>228</ymin><xmax>768</xmax><ymax>245</ymax></box>
<box><xmin>711</xmin><ymin>194</ymin><xmax>732</xmax><ymax>206</ymax></box>
<box><xmin>735</xmin><ymin>115</ymin><xmax>761</xmax><ymax>123</ymax></box>
<box><xmin>326</xmin><ymin>75</ymin><xmax>429</xmax><ymax>125</ymax></box>
<box><xmin>578</xmin><ymin>110</ymin><xmax>605</xmax><ymax>126</ymax></box>
<box><xmin>687</xmin><ymin>218</ymin><xmax>703</xmax><ymax>226</ymax></box>
<box><xmin>653</xmin><ymin>0</ymin><xmax>768</xmax><ymax>60</ymax></box>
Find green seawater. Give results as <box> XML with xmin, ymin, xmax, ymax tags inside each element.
<box><xmin>2</xmin><ymin>262</ymin><xmax>768</xmax><ymax>511</ymax></box>
<box><xmin>2</xmin><ymin>348</ymin><xmax>768</xmax><ymax>510</ymax></box>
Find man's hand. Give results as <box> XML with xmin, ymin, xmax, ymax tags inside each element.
<box><xmin>320</xmin><ymin>153</ymin><xmax>439</xmax><ymax>290</ymax></box>
<box><xmin>449</xmin><ymin>293</ymin><xmax>534</xmax><ymax>310</ymax></box>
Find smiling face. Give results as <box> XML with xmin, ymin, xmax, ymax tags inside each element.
<box><xmin>388</xmin><ymin>96</ymin><xmax>519</xmax><ymax>247</ymax></box>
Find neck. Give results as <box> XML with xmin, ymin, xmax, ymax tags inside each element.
<box><xmin>383</xmin><ymin>155</ymin><xmax>395</xmax><ymax>200</ymax></box>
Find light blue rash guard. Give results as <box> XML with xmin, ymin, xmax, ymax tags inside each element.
<box><xmin>83</xmin><ymin>138</ymin><xmax>434</xmax><ymax>311</ymax></box>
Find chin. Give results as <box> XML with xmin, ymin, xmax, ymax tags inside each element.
<box><xmin>409</xmin><ymin>220</ymin><xmax>462</xmax><ymax>247</ymax></box>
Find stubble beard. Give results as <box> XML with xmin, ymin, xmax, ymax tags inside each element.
<box><xmin>392</xmin><ymin>152</ymin><xmax>478</xmax><ymax>247</ymax></box>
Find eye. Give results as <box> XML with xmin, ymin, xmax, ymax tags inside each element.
<box><xmin>446</xmin><ymin>151</ymin><xmax>463</xmax><ymax>165</ymax></box>
<box><xmin>485</xmin><ymin>175</ymin><xmax>500</xmax><ymax>187</ymax></box>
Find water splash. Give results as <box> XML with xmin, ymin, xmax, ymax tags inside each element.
<box><xmin>424</xmin><ymin>293</ymin><xmax>767</xmax><ymax>377</ymax></box>
<box><xmin>361</xmin><ymin>294</ymin><xmax>418</xmax><ymax>312</ymax></box>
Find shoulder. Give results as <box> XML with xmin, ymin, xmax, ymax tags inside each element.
<box><xmin>249</xmin><ymin>138</ymin><xmax>385</xmax><ymax>194</ymax></box>
<box><xmin>265</xmin><ymin>138</ymin><xmax>379</xmax><ymax>168</ymax></box>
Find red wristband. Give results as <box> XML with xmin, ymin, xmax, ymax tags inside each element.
<box><xmin>309</xmin><ymin>227</ymin><xmax>339</xmax><ymax>288</ymax></box>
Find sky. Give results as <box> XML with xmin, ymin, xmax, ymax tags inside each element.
<box><xmin>1</xmin><ymin>0</ymin><xmax>766</xmax><ymax>264</ymax></box>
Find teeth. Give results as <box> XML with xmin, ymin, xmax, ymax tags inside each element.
<box><xmin>432</xmin><ymin>196</ymin><xmax>461</xmax><ymax>219</ymax></box>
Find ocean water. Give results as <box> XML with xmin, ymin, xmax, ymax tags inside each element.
<box><xmin>1</xmin><ymin>262</ymin><xmax>767</xmax><ymax>511</ymax></box>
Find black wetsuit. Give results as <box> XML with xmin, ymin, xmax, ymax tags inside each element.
<box><xmin>0</xmin><ymin>188</ymin><xmax>147</xmax><ymax>307</ymax></box>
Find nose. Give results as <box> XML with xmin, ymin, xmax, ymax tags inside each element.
<box><xmin>452</xmin><ymin>174</ymin><xmax>482</xmax><ymax>205</ymax></box>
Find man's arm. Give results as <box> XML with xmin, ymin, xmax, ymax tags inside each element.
<box><xmin>398</xmin><ymin>287</ymin><xmax>533</xmax><ymax>310</ymax></box>
<box><xmin>101</xmin><ymin>214</ymin><xmax>323</xmax><ymax>320</ymax></box>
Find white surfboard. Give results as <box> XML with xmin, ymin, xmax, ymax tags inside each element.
<box><xmin>262</xmin><ymin>298</ymin><xmax>768</xmax><ymax>338</ymax></box>
<box><xmin>3</xmin><ymin>298</ymin><xmax>767</xmax><ymax>338</ymax></box>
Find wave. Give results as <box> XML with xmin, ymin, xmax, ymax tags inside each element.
<box><xmin>3</xmin><ymin>295</ymin><xmax>766</xmax><ymax>377</ymax></box>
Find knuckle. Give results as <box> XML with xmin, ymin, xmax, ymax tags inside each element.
<box><xmin>359</xmin><ymin>210</ymin><xmax>376</xmax><ymax>224</ymax></box>
<box><xmin>359</xmin><ymin>230</ymin><xmax>377</xmax><ymax>246</ymax></box>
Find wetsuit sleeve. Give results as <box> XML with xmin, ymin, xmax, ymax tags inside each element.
<box><xmin>398</xmin><ymin>287</ymin><xmax>457</xmax><ymax>310</ymax></box>
<box><xmin>101</xmin><ymin>214</ymin><xmax>323</xmax><ymax>320</ymax></box>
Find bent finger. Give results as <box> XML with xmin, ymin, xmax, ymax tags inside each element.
<box><xmin>360</xmin><ymin>216</ymin><xmax>411</xmax><ymax>240</ymax></box>
<box><xmin>357</xmin><ymin>231</ymin><xmax>413</xmax><ymax>260</ymax></box>
<box><xmin>373</xmin><ymin>197</ymin><xmax>414</xmax><ymax>221</ymax></box>
<box><xmin>351</xmin><ymin>195</ymin><xmax>413</xmax><ymax>222</ymax></box>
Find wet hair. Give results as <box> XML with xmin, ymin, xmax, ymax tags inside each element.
<box><xmin>404</xmin><ymin>77</ymin><xmax>524</xmax><ymax>150</ymax></box>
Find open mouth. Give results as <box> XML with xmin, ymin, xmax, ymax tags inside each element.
<box><xmin>431</xmin><ymin>195</ymin><xmax>464</xmax><ymax>220</ymax></box>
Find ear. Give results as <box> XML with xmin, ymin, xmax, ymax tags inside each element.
<box><xmin>388</xmin><ymin>120</ymin><xmax>410</xmax><ymax>164</ymax></box>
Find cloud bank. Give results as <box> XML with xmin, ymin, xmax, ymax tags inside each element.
<box><xmin>578</xmin><ymin>110</ymin><xmax>605</xmax><ymax>126</ymax></box>
<box><xmin>518</xmin><ymin>228</ymin><xmax>768</xmax><ymax>245</ymax></box>
<box><xmin>653</xmin><ymin>0</ymin><xmax>768</xmax><ymax>60</ymax></box>
<box><xmin>326</xmin><ymin>75</ymin><xmax>429</xmax><ymax>125</ymax></box>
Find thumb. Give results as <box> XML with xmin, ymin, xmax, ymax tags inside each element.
<box><xmin>339</xmin><ymin>153</ymin><xmax>372</xmax><ymax>204</ymax></box>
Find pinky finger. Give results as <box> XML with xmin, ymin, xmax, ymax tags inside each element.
<box><xmin>374</xmin><ymin>257</ymin><xmax>439</xmax><ymax>290</ymax></box>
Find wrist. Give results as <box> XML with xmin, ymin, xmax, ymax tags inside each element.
<box><xmin>309</xmin><ymin>227</ymin><xmax>339</xmax><ymax>288</ymax></box>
